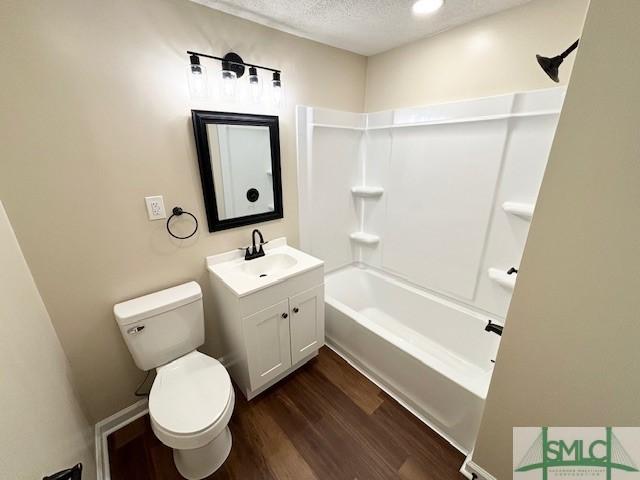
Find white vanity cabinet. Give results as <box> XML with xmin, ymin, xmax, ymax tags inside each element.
<box><xmin>243</xmin><ymin>299</ymin><xmax>292</xmax><ymax>389</ymax></box>
<box><xmin>244</xmin><ymin>285</ymin><xmax>324</xmax><ymax>391</ymax></box>
<box><xmin>289</xmin><ymin>285</ymin><xmax>324</xmax><ymax>364</ymax></box>
<box><xmin>207</xmin><ymin>238</ymin><xmax>324</xmax><ymax>399</ymax></box>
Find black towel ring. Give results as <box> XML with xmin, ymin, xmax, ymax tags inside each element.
<box><xmin>166</xmin><ymin>207</ymin><xmax>198</xmax><ymax>239</ymax></box>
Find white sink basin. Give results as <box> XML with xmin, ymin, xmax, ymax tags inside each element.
<box><xmin>206</xmin><ymin>238</ymin><xmax>324</xmax><ymax>297</ymax></box>
<box><xmin>240</xmin><ymin>253</ymin><xmax>298</xmax><ymax>277</ymax></box>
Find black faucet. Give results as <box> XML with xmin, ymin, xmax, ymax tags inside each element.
<box><xmin>507</xmin><ymin>267</ymin><xmax>519</xmax><ymax>275</ymax></box>
<box><xmin>244</xmin><ymin>229</ymin><xmax>266</xmax><ymax>261</ymax></box>
<box><xmin>485</xmin><ymin>320</ymin><xmax>504</xmax><ymax>336</ymax></box>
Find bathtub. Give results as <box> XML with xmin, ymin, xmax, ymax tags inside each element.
<box><xmin>325</xmin><ymin>264</ymin><xmax>501</xmax><ymax>452</ymax></box>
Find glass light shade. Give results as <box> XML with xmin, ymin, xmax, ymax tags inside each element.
<box><xmin>187</xmin><ymin>63</ymin><xmax>208</xmax><ymax>99</ymax></box>
<box><xmin>271</xmin><ymin>72</ymin><xmax>282</xmax><ymax>107</ymax></box>
<box><xmin>221</xmin><ymin>69</ymin><xmax>237</xmax><ymax>99</ymax></box>
<box><xmin>248</xmin><ymin>67</ymin><xmax>261</xmax><ymax>103</ymax></box>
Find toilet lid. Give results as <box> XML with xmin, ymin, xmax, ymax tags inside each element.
<box><xmin>149</xmin><ymin>351</ymin><xmax>232</xmax><ymax>435</ymax></box>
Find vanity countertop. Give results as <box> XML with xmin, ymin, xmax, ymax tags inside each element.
<box><xmin>206</xmin><ymin>237</ymin><xmax>324</xmax><ymax>297</ymax></box>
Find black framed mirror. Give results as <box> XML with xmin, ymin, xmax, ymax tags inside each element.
<box><xmin>191</xmin><ymin>110</ymin><xmax>283</xmax><ymax>232</ymax></box>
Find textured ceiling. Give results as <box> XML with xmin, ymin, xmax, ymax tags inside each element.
<box><xmin>190</xmin><ymin>0</ymin><xmax>534</xmax><ymax>56</ymax></box>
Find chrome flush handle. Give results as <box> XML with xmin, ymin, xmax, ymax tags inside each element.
<box><xmin>127</xmin><ymin>325</ymin><xmax>145</xmax><ymax>335</ymax></box>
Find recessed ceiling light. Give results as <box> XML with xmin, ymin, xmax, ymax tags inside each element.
<box><xmin>412</xmin><ymin>0</ymin><xmax>444</xmax><ymax>16</ymax></box>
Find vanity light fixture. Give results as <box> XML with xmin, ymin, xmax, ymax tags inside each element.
<box><xmin>412</xmin><ymin>0</ymin><xmax>444</xmax><ymax>16</ymax></box>
<box><xmin>187</xmin><ymin>54</ymin><xmax>208</xmax><ymax>99</ymax></box>
<box><xmin>186</xmin><ymin>50</ymin><xmax>282</xmax><ymax>104</ymax></box>
<box><xmin>536</xmin><ymin>39</ymin><xmax>580</xmax><ymax>83</ymax></box>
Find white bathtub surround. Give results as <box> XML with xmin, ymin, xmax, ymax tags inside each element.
<box><xmin>296</xmin><ymin>87</ymin><xmax>565</xmax><ymax>453</ymax></box>
<box><xmin>297</xmin><ymin>87</ymin><xmax>564</xmax><ymax>317</ymax></box>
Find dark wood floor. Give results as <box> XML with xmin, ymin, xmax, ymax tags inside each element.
<box><xmin>108</xmin><ymin>347</ymin><xmax>465</xmax><ymax>480</ymax></box>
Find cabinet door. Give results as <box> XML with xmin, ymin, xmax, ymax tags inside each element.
<box><xmin>243</xmin><ymin>299</ymin><xmax>292</xmax><ymax>390</ymax></box>
<box><xmin>289</xmin><ymin>285</ymin><xmax>324</xmax><ymax>365</ymax></box>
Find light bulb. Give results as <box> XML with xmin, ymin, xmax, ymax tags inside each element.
<box><xmin>271</xmin><ymin>71</ymin><xmax>282</xmax><ymax>107</ymax></box>
<box><xmin>412</xmin><ymin>0</ymin><xmax>444</xmax><ymax>15</ymax></box>
<box><xmin>221</xmin><ymin>61</ymin><xmax>237</xmax><ymax>99</ymax></box>
<box><xmin>187</xmin><ymin>55</ymin><xmax>208</xmax><ymax>99</ymax></box>
<box><xmin>248</xmin><ymin>66</ymin><xmax>261</xmax><ymax>103</ymax></box>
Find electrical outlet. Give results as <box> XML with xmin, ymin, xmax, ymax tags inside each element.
<box><xmin>144</xmin><ymin>196</ymin><xmax>166</xmax><ymax>220</ymax></box>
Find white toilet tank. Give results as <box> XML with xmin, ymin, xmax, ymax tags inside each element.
<box><xmin>114</xmin><ymin>281</ymin><xmax>204</xmax><ymax>371</ymax></box>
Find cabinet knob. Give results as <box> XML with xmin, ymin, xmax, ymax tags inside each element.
<box><xmin>293</xmin><ymin>307</ymin><xmax>299</xmax><ymax>314</ymax></box>
<box><xmin>281</xmin><ymin>313</ymin><xmax>288</xmax><ymax>319</ymax></box>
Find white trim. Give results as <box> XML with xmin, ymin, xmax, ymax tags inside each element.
<box><xmin>466</xmin><ymin>460</ymin><xmax>498</xmax><ymax>480</ymax></box>
<box><xmin>460</xmin><ymin>451</ymin><xmax>474</xmax><ymax>478</ymax></box>
<box><xmin>325</xmin><ymin>340</ymin><xmax>468</xmax><ymax>455</ymax></box>
<box><xmin>311</xmin><ymin>123</ymin><xmax>365</xmax><ymax>131</ymax></box>
<box><xmin>366</xmin><ymin>110</ymin><xmax>560</xmax><ymax>130</ymax></box>
<box><xmin>95</xmin><ymin>399</ymin><xmax>149</xmax><ymax>480</ymax></box>
<box><xmin>310</xmin><ymin>110</ymin><xmax>560</xmax><ymax>133</ymax></box>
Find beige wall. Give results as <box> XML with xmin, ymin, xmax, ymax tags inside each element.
<box><xmin>0</xmin><ymin>0</ymin><xmax>366</xmax><ymax>422</ymax></box>
<box><xmin>472</xmin><ymin>1</ymin><xmax>640</xmax><ymax>478</ymax></box>
<box><xmin>364</xmin><ymin>0</ymin><xmax>589</xmax><ymax>112</ymax></box>
<box><xmin>0</xmin><ymin>202</ymin><xmax>95</xmax><ymax>479</ymax></box>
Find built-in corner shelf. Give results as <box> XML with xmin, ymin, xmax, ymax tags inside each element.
<box><xmin>350</xmin><ymin>232</ymin><xmax>380</xmax><ymax>245</ymax></box>
<box><xmin>351</xmin><ymin>186</ymin><xmax>384</xmax><ymax>198</ymax></box>
<box><xmin>311</xmin><ymin>123</ymin><xmax>365</xmax><ymax>131</ymax></box>
<box><xmin>488</xmin><ymin>268</ymin><xmax>516</xmax><ymax>290</ymax></box>
<box><xmin>502</xmin><ymin>201</ymin><xmax>535</xmax><ymax>220</ymax></box>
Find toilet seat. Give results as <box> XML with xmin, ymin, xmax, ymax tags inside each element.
<box><xmin>149</xmin><ymin>350</ymin><xmax>234</xmax><ymax>450</ymax></box>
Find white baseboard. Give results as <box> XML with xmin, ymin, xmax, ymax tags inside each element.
<box><xmin>94</xmin><ymin>399</ymin><xmax>149</xmax><ymax>480</ymax></box>
<box><xmin>325</xmin><ymin>340</ymin><xmax>468</xmax><ymax>455</ymax></box>
<box><xmin>466</xmin><ymin>460</ymin><xmax>497</xmax><ymax>480</ymax></box>
<box><xmin>460</xmin><ymin>452</ymin><xmax>474</xmax><ymax>479</ymax></box>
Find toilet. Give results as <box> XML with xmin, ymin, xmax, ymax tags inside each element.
<box><xmin>114</xmin><ymin>281</ymin><xmax>234</xmax><ymax>480</ymax></box>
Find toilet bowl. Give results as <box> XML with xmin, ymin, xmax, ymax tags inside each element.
<box><xmin>114</xmin><ymin>281</ymin><xmax>234</xmax><ymax>479</ymax></box>
<box><xmin>150</xmin><ymin>351</ymin><xmax>234</xmax><ymax>479</ymax></box>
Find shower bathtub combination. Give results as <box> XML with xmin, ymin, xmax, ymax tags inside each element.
<box><xmin>296</xmin><ymin>87</ymin><xmax>565</xmax><ymax>458</ymax></box>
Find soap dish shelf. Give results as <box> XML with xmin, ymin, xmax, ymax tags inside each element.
<box><xmin>502</xmin><ymin>201</ymin><xmax>535</xmax><ymax>220</ymax></box>
<box><xmin>351</xmin><ymin>186</ymin><xmax>384</xmax><ymax>198</ymax></box>
<box><xmin>350</xmin><ymin>232</ymin><xmax>380</xmax><ymax>245</ymax></box>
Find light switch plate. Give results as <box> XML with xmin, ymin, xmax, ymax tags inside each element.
<box><xmin>144</xmin><ymin>196</ymin><xmax>166</xmax><ymax>220</ymax></box>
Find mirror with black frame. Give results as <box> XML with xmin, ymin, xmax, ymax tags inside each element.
<box><xmin>191</xmin><ymin>111</ymin><xmax>283</xmax><ymax>232</ymax></box>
